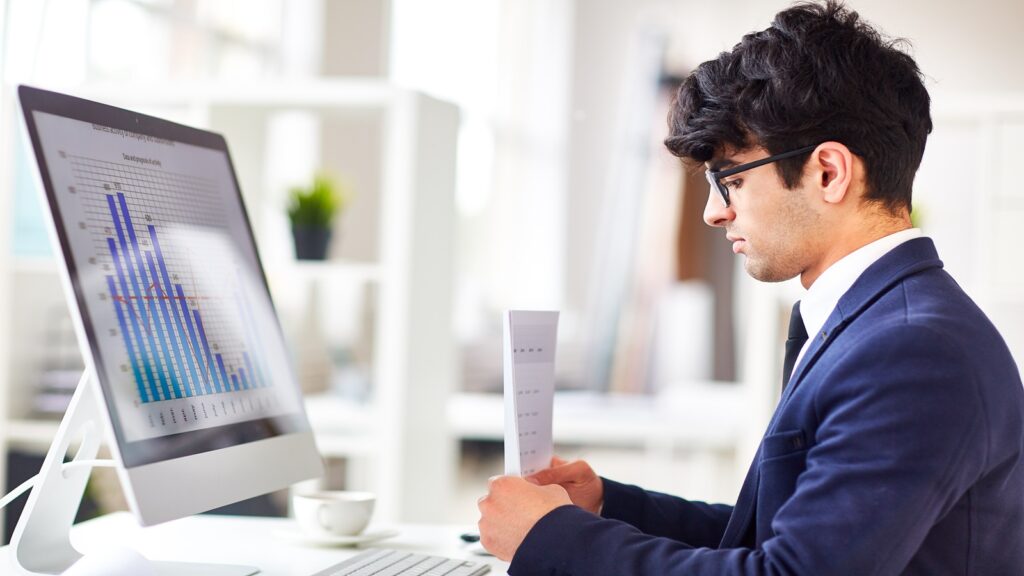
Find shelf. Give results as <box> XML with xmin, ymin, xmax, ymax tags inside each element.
<box><xmin>932</xmin><ymin>94</ymin><xmax>1024</xmax><ymax>117</ymax></box>
<box><xmin>76</xmin><ymin>79</ymin><xmax>418</xmax><ymax>112</ymax></box>
<box><xmin>12</xmin><ymin>249</ymin><xmax>381</xmax><ymax>287</ymax></box>
<box><xmin>303</xmin><ymin>393</ymin><xmax>375</xmax><ymax>434</ymax></box>
<box><xmin>5</xmin><ymin>419</ymin><xmax>60</xmax><ymax>452</ymax></box>
<box><xmin>303</xmin><ymin>394</ymin><xmax>379</xmax><ymax>459</ymax></box>
<box><xmin>6</xmin><ymin>397</ymin><xmax>380</xmax><ymax>457</ymax></box>
<box><xmin>447</xmin><ymin>384</ymin><xmax>745</xmax><ymax>452</ymax></box>
<box><xmin>272</xmin><ymin>259</ymin><xmax>381</xmax><ymax>285</ymax></box>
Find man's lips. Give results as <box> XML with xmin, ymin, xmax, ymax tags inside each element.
<box><xmin>727</xmin><ymin>234</ymin><xmax>746</xmax><ymax>254</ymax></box>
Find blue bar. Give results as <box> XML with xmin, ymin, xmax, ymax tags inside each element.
<box><xmin>236</xmin><ymin>288</ymin><xmax>269</xmax><ymax>388</ymax></box>
<box><xmin>147</xmin><ymin>223</ymin><xmax>211</xmax><ymax>395</ymax></box>
<box><xmin>193</xmin><ymin>309</ymin><xmax>224</xmax><ymax>393</ymax></box>
<box><xmin>230</xmin><ymin>373</ymin><xmax>240</xmax><ymax>391</ymax></box>
<box><xmin>216</xmin><ymin>354</ymin><xmax>233</xmax><ymax>391</ymax></box>
<box><xmin>242</xmin><ymin>352</ymin><xmax>261</xmax><ymax>389</ymax></box>
<box><xmin>146</xmin><ymin>252</ymin><xmax>191</xmax><ymax>398</ymax></box>
<box><xmin>238</xmin><ymin>367</ymin><xmax>250</xmax><ymax>390</ymax></box>
<box><xmin>175</xmin><ymin>283</ymin><xmax>213</xmax><ymax>395</ymax></box>
<box><xmin>107</xmin><ymin>236</ymin><xmax>159</xmax><ymax>402</ymax></box>
<box><xmin>108</xmin><ymin>195</ymin><xmax>170</xmax><ymax>401</ymax></box>
<box><xmin>106</xmin><ymin>275</ymin><xmax>150</xmax><ymax>403</ymax></box>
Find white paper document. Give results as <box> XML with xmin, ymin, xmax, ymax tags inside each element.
<box><xmin>503</xmin><ymin>310</ymin><xmax>559</xmax><ymax>477</ymax></box>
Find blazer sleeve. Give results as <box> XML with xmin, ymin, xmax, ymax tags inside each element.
<box><xmin>509</xmin><ymin>323</ymin><xmax>991</xmax><ymax>575</ymax></box>
<box><xmin>600</xmin><ymin>477</ymin><xmax>733</xmax><ymax>548</ymax></box>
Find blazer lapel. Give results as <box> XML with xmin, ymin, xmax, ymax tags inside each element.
<box><xmin>782</xmin><ymin>238</ymin><xmax>944</xmax><ymax>405</ymax></box>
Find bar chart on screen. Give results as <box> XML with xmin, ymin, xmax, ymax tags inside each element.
<box><xmin>100</xmin><ymin>188</ymin><xmax>268</xmax><ymax>401</ymax></box>
<box><xmin>50</xmin><ymin>142</ymin><xmax>294</xmax><ymax>441</ymax></box>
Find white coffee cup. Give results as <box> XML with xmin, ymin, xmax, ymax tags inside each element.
<box><xmin>292</xmin><ymin>490</ymin><xmax>376</xmax><ymax>536</ymax></box>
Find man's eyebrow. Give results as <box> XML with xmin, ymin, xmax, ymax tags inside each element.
<box><xmin>708</xmin><ymin>158</ymin><xmax>739</xmax><ymax>172</ymax></box>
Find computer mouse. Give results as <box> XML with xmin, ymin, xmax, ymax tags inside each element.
<box><xmin>61</xmin><ymin>547</ymin><xmax>157</xmax><ymax>576</ymax></box>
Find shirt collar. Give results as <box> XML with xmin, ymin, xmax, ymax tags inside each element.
<box><xmin>800</xmin><ymin>228</ymin><xmax>923</xmax><ymax>342</ymax></box>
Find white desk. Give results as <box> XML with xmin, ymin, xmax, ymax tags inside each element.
<box><xmin>0</xmin><ymin>513</ymin><xmax>510</xmax><ymax>575</ymax></box>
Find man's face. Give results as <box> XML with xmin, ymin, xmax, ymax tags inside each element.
<box><xmin>704</xmin><ymin>147</ymin><xmax>823</xmax><ymax>283</ymax></box>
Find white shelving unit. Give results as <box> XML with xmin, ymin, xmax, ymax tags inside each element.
<box><xmin>0</xmin><ymin>79</ymin><xmax>461</xmax><ymax>525</ymax></box>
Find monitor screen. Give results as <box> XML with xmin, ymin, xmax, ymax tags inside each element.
<box><xmin>18</xmin><ymin>86</ymin><xmax>322</xmax><ymax>518</ymax></box>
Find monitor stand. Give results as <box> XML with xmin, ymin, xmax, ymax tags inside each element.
<box><xmin>9</xmin><ymin>371</ymin><xmax>260</xmax><ymax>575</ymax></box>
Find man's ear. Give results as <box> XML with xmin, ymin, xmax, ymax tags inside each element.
<box><xmin>812</xmin><ymin>142</ymin><xmax>854</xmax><ymax>205</ymax></box>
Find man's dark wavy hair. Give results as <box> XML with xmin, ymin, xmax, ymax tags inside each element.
<box><xmin>665</xmin><ymin>0</ymin><xmax>932</xmax><ymax>213</ymax></box>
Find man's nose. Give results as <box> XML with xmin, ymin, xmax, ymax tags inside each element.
<box><xmin>704</xmin><ymin>189</ymin><xmax>735</xmax><ymax>227</ymax></box>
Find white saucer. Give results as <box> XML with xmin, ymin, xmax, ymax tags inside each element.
<box><xmin>274</xmin><ymin>527</ymin><xmax>400</xmax><ymax>547</ymax></box>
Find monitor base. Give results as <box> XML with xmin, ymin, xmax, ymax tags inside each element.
<box><xmin>10</xmin><ymin>371</ymin><xmax>102</xmax><ymax>575</ymax></box>
<box><xmin>152</xmin><ymin>560</ymin><xmax>259</xmax><ymax>575</ymax></box>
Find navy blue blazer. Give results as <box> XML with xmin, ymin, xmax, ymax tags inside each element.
<box><xmin>511</xmin><ymin>238</ymin><xmax>1024</xmax><ymax>575</ymax></box>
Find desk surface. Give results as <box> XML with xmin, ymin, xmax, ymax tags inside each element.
<box><xmin>0</xmin><ymin>513</ymin><xmax>510</xmax><ymax>576</ymax></box>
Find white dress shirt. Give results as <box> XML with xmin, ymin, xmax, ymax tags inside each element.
<box><xmin>795</xmin><ymin>228</ymin><xmax>923</xmax><ymax>367</ymax></box>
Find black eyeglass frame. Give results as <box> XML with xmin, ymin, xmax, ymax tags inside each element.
<box><xmin>705</xmin><ymin>143</ymin><xmax>820</xmax><ymax>207</ymax></box>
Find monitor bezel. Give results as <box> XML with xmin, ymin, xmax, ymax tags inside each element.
<box><xmin>17</xmin><ymin>85</ymin><xmax>315</xmax><ymax>469</ymax></box>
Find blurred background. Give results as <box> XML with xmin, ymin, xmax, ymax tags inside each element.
<box><xmin>0</xmin><ymin>0</ymin><xmax>1022</xmax><ymax>538</ymax></box>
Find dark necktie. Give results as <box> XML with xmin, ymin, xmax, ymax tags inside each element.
<box><xmin>782</xmin><ymin>301</ymin><xmax>808</xmax><ymax>391</ymax></box>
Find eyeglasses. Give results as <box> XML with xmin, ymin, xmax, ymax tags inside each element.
<box><xmin>705</xmin><ymin>144</ymin><xmax>819</xmax><ymax>207</ymax></box>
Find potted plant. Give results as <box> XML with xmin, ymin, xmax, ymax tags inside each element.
<box><xmin>287</xmin><ymin>172</ymin><xmax>348</xmax><ymax>260</ymax></box>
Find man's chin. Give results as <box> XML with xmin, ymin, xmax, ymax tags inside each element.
<box><xmin>743</xmin><ymin>258</ymin><xmax>799</xmax><ymax>283</ymax></box>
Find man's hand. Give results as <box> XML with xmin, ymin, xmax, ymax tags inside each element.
<box><xmin>527</xmin><ymin>457</ymin><xmax>604</xmax><ymax>515</ymax></box>
<box><xmin>477</xmin><ymin>475</ymin><xmax>572</xmax><ymax>561</ymax></box>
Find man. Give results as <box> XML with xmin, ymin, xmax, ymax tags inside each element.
<box><xmin>477</xmin><ymin>1</ymin><xmax>1024</xmax><ymax>574</ymax></box>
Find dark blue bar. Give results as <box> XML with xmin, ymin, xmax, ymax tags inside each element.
<box><xmin>107</xmin><ymin>236</ymin><xmax>159</xmax><ymax>401</ymax></box>
<box><xmin>106</xmin><ymin>275</ymin><xmax>149</xmax><ymax>403</ymax></box>
<box><xmin>192</xmin><ymin>309</ymin><xmax>223</xmax><ymax>393</ymax></box>
<box><xmin>108</xmin><ymin>195</ymin><xmax>169</xmax><ymax>401</ymax></box>
<box><xmin>236</xmin><ymin>288</ymin><xmax>269</xmax><ymax>388</ymax></box>
<box><xmin>230</xmin><ymin>373</ymin><xmax>240</xmax><ymax>391</ymax></box>
<box><xmin>216</xmin><ymin>354</ymin><xmax>232</xmax><ymax>391</ymax></box>
<box><xmin>238</xmin><ymin>367</ymin><xmax>250</xmax><ymax>390</ymax></box>
<box><xmin>175</xmin><ymin>283</ymin><xmax>212</xmax><ymax>395</ymax></box>
<box><xmin>242</xmin><ymin>352</ymin><xmax>261</xmax><ymax>389</ymax></box>
<box><xmin>146</xmin><ymin>252</ymin><xmax>191</xmax><ymax>398</ymax></box>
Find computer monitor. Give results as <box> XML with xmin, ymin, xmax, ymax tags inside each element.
<box><xmin>12</xmin><ymin>85</ymin><xmax>324</xmax><ymax>573</ymax></box>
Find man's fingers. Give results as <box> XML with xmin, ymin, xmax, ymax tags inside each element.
<box><xmin>528</xmin><ymin>468</ymin><xmax>553</xmax><ymax>485</ymax></box>
<box><xmin>551</xmin><ymin>456</ymin><xmax>568</xmax><ymax>467</ymax></box>
<box><xmin>560</xmin><ymin>459</ymin><xmax>594</xmax><ymax>482</ymax></box>
<box><xmin>528</xmin><ymin>459</ymin><xmax>592</xmax><ymax>486</ymax></box>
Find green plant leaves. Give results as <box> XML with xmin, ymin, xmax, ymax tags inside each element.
<box><xmin>287</xmin><ymin>173</ymin><xmax>348</xmax><ymax>228</ymax></box>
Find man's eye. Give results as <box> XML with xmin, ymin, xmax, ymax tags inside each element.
<box><xmin>724</xmin><ymin>178</ymin><xmax>743</xmax><ymax>190</ymax></box>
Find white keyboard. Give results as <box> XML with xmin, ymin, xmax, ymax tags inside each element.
<box><xmin>310</xmin><ymin>548</ymin><xmax>491</xmax><ymax>576</ymax></box>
